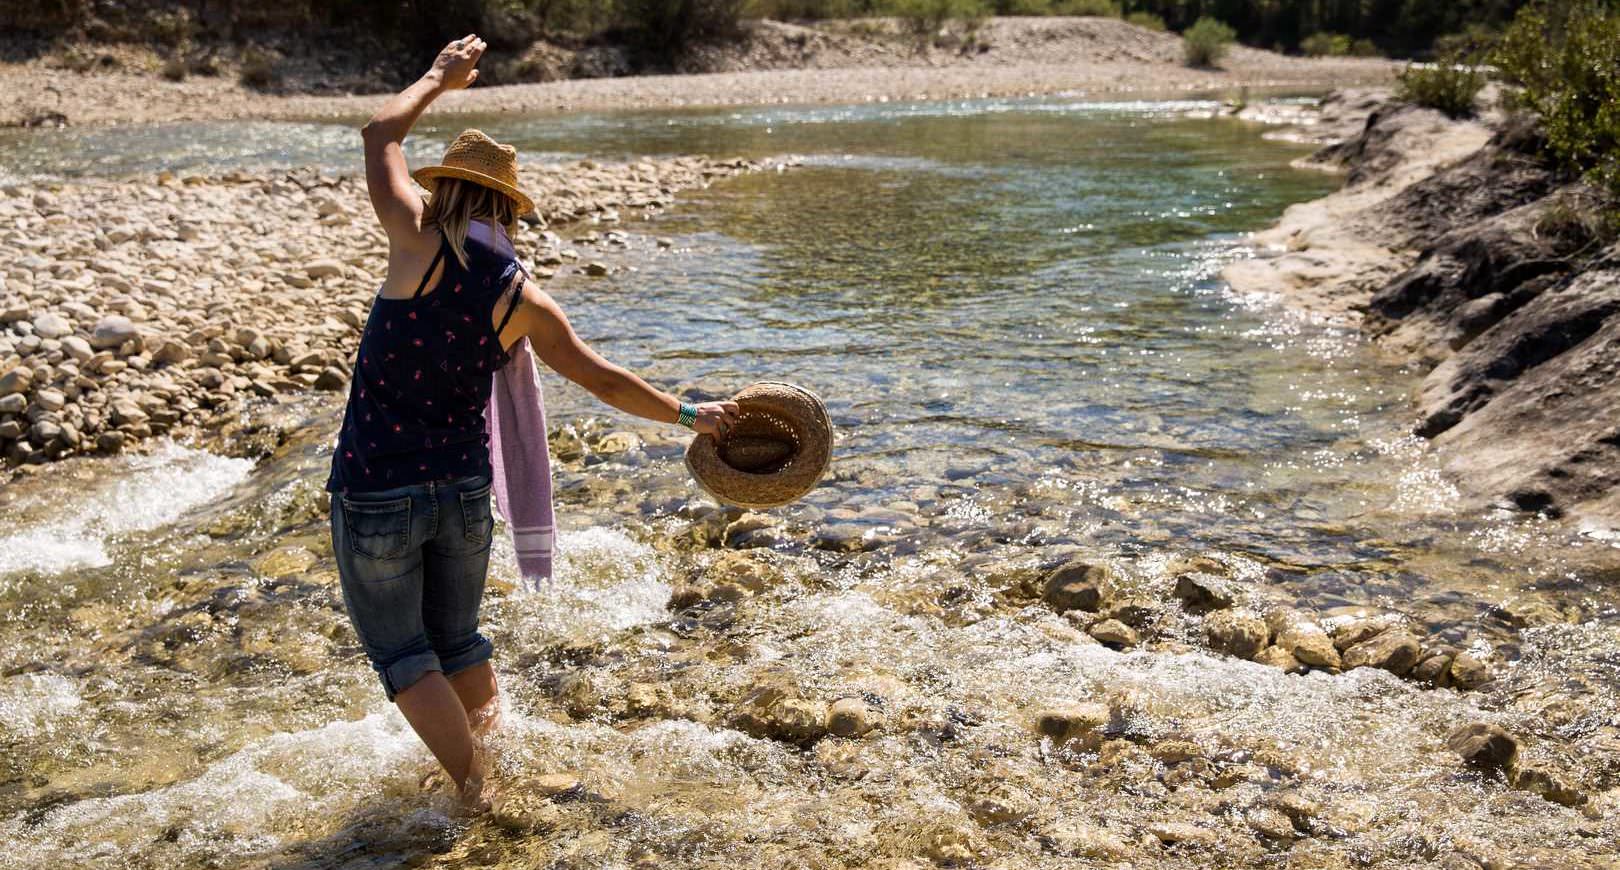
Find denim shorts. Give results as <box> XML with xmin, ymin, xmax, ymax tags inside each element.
<box><xmin>330</xmin><ymin>473</ymin><xmax>497</xmax><ymax>701</ymax></box>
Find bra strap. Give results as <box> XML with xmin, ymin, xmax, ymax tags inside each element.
<box><xmin>411</xmin><ymin>244</ymin><xmax>447</xmax><ymax>300</ymax></box>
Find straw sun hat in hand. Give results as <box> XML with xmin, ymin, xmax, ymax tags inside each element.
<box><xmin>685</xmin><ymin>382</ymin><xmax>832</xmax><ymax>509</ymax></box>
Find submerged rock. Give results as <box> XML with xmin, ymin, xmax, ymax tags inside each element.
<box><xmin>1342</xmin><ymin>630</ymin><xmax>1422</xmax><ymax>676</ymax></box>
<box><xmin>825</xmin><ymin>697</ymin><xmax>876</xmax><ymax>738</ymax></box>
<box><xmin>1253</xmin><ymin>645</ymin><xmax>1306</xmax><ymax>673</ymax></box>
<box><xmin>1033</xmin><ymin>702</ymin><xmax>1112</xmax><ymax>745</ymax></box>
<box><xmin>1041</xmin><ymin>559</ymin><xmax>1110</xmax><ymax>612</ymax></box>
<box><xmin>1447</xmin><ymin>722</ymin><xmax>1519</xmax><ymax>773</ymax></box>
<box><xmin>1088</xmin><ymin>618</ymin><xmax>1137</xmax><ymax>649</ymax></box>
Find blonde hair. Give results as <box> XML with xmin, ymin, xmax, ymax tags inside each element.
<box><xmin>421</xmin><ymin>178</ymin><xmax>520</xmax><ymax>269</ymax></box>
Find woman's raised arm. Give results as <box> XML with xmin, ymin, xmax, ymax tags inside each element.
<box><xmin>360</xmin><ymin>34</ymin><xmax>486</xmax><ymax>244</ymax></box>
<box><xmin>505</xmin><ymin>279</ymin><xmax>740</xmax><ymax>438</ymax></box>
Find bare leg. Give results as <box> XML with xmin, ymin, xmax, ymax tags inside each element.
<box><xmin>395</xmin><ymin>672</ymin><xmax>487</xmax><ymax>808</ymax></box>
<box><xmin>448</xmin><ymin>661</ymin><xmax>501</xmax><ymax>736</ymax></box>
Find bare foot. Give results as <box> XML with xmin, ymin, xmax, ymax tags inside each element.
<box><xmin>457</xmin><ymin>749</ymin><xmax>493</xmax><ymax>815</ymax></box>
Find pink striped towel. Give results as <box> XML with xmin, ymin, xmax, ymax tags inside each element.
<box><xmin>487</xmin><ymin>334</ymin><xmax>554</xmax><ymax>589</ymax></box>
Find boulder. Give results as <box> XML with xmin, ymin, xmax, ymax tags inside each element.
<box><xmin>1448</xmin><ymin>652</ymin><xmax>1493</xmax><ymax>690</ymax></box>
<box><xmin>1173</xmin><ymin>572</ymin><xmax>1235</xmax><ymax>610</ymax></box>
<box><xmin>1272</xmin><ymin>614</ymin><xmax>1341</xmax><ymax>670</ymax></box>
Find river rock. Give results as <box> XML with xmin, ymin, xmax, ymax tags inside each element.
<box><xmin>1272</xmin><ymin>615</ymin><xmax>1341</xmax><ymax>670</ymax></box>
<box><xmin>31</xmin><ymin>312</ymin><xmax>72</xmax><ymax>339</ymax></box>
<box><xmin>825</xmin><ymin>697</ymin><xmax>875</xmax><ymax>738</ymax></box>
<box><xmin>1088</xmin><ymin>618</ymin><xmax>1137</xmax><ymax>649</ymax></box>
<box><xmin>584</xmin><ymin>261</ymin><xmax>610</xmax><ymax>276</ymax></box>
<box><xmin>34</xmin><ymin>388</ymin><xmax>65</xmax><ymax>412</ymax></box>
<box><xmin>1253</xmin><ymin>645</ymin><xmax>1306</xmax><ymax>673</ymax></box>
<box><xmin>1174</xmin><ymin>572</ymin><xmax>1235</xmax><ymax>610</ymax></box>
<box><xmin>0</xmin><ymin>368</ymin><xmax>32</xmax><ymax>396</ymax></box>
<box><xmin>1448</xmin><ymin>652</ymin><xmax>1493</xmax><ymax>690</ymax></box>
<box><xmin>314</xmin><ymin>367</ymin><xmax>347</xmax><ymax>391</ymax></box>
<box><xmin>1033</xmin><ymin>702</ymin><xmax>1112</xmax><ymax>744</ymax></box>
<box><xmin>1205</xmin><ymin>610</ymin><xmax>1268</xmax><ymax>660</ymax></box>
<box><xmin>1148</xmin><ymin>822</ymin><xmax>1216</xmax><ymax>846</ymax></box>
<box><xmin>61</xmin><ymin>335</ymin><xmax>93</xmax><ymax>362</ymax></box>
<box><xmin>1510</xmin><ymin>762</ymin><xmax>1585</xmax><ymax>806</ymax></box>
<box><xmin>1446</xmin><ymin>722</ymin><xmax>1519</xmax><ymax>772</ymax></box>
<box><xmin>1342</xmin><ymin>630</ymin><xmax>1422</xmax><ymax>676</ymax></box>
<box><xmin>304</xmin><ymin>258</ymin><xmax>345</xmax><ymax>279</ymax></box>
<box><xmin>1331</xmin><ymin>614</ymin><xmax>1400</xmax><ymax>650</ymax></box>
<box><xmin>1411</xmin><ymin>653</ymin><xmax>1454</xmax><ymax>686</ymax></box>
<box><xmin>0</xmin><ymin>394</ymin><xmax>24</xmax><ymax>414</ymax></box>
<box><xmin>97</xmin><ymin>431</ymin><xmax>126</xmax><ymax>452</ymax></box>
<box><xmin>1041</xmin><ymin>559</ymin><xmax>1109</xmax><ymax>612</ymax></box>
<box><xmin>89</xmin><ymin>315</ymin><xmax>138</xmax><ymax>349</ymax></box>
<box><xmin>968</xmin><ymin>788</ymin><xmax>1035</xmax><ymax>825</ymax></box>
<box><xmin>1246</xmin><ymin>806</ymin><xmax>1299</xmax><ymax>841</ymax></box>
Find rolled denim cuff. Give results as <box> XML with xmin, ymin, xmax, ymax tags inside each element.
<box><xmin>438</xmin><ymin>633</ymin><xmax>495</xmax><ymax>679</ymax></box>
<box><xmin>377</xmin><ymin>650</ymin><xmax>442</xmax><ymax>702</ymax></box>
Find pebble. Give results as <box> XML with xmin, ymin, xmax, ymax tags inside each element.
<box><xmin>31</xmin><ymin>312</ymin><xmax>72</xmax><ymax>339</ymax></box>
<box><xmin>89</xmin><ymin>314</ymin><xmax>138</xmax><ymax>349</ymax></box>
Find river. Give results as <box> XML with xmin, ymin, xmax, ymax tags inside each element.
<box><xmin>0</xmin><ymin>96</ymin><xmax>1615</xmax><ymax>868</ymax></box>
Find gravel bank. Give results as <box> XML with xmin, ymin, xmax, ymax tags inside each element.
<box><xmin>1</xmin><ymin>17</ymin><xmax>1396</xmax><ymax>127</ymax></box>
<box><xmin>0</xmin><ymin>156</ymin><xmax>793</xmax><ymax>470</ymax></box>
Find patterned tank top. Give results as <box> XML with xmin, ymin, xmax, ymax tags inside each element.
<box><xmin>326</xmin><ymin>220</ymin><xmax>524</xmax><ymax>493</ymax></box>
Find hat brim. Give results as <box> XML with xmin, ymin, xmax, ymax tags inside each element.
<box><xmin>685</xmin><ymin>382</ymin><xmax>832</xmax><ymax>510</ymax></box>
<box><xmin>413</xmin><ymin>165</ymin><xmax>536</xmax><ymax>216</ymax></box>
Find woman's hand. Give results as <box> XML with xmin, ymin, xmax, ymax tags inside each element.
<box><xmin>691</xmin><ymin>401</ymin><xmax>741</xmax><ymax>439</ymax></box>
<box><xmin>428</xmin><ymin>34</ymin><xmax>486</xmax><ymax>91</ymax></box>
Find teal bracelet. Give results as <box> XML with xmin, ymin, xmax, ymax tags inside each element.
<box><xmin>677</xmin><ymin>402</ymin><xmax>698</xmax><ymax>429</ymax></box>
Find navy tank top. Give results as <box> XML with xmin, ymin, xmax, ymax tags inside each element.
<box><xmin>326</xmin><ymin>220</ymin><xmax>524</xmax><ymax>493</ymax></box>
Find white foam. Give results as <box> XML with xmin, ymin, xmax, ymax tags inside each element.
<box><xmin>0</xmin><ymin>673</ymin><xmax>82</xmax><ymax>739</ymax></box>
<box><xmin>1</xmin><ymin>710</ymin><xmax>428</xmax><ymax>867</ymax></box>
<box><xmin>0</xmin><ymin>442</ymin><xmax>253</xmax><ymax>577</ymax></box>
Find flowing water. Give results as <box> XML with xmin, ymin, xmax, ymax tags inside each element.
<box><xmin>2</xmin><ymin>97</ymin><xmax>1617</xmax><ymax>869</ymax></box>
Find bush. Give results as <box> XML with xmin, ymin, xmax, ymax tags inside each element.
<box><xmin>1300</xmin><ymin>31</ymin><xmax>1351</xmax><ymax>56</ymax></box>
<box><xmin>160</xmin><ymin>54</ymin><xmax>187</xmax><ymax>81</ymax></box>
<box><xmin>1395</xmin><ymin>56</ymin><xmax>1484</xmax><ymax>118</ymax></box>
<box><xmin>239</xmin><ymin>45</ymin><xmax>279</xmax><ymax>89</ymax></box>
<box><xmin>1181</xmin><ymin>17</ymin><xmax>1235</xmax><ymax>68</ymax></box>
<box><xmin>891</xmin><ymin>0</ymin><xmax>990</xmax><ymax>36</ymax></box>
<box><xmin>622</xmin><ymin>0</ymin><xmax>748</xmax><ymax>58</ymax></box>
<box><xmin>1349</xmin><ymin>38</ymin><xmax>1379</xmax><ymax>57</ymax></box>
<box><xmin>1051</xmin><ymin>0</ymin><xmax>1120</xmax><ymax>15</ymax></box>
<box><xmin>1492</xmin><ymin>1</ymin><xmax>1620</xmax><ymax>198</ymax></box>
<box><xmin>1125</xmin><ymin>11</ymin><xmax>1165</xmax><ymax>31</ymax></box>
<box><xmin>1432</xmin><ymin>23</ymin><xmax>1499</xmax><ymax>58</ymax></box>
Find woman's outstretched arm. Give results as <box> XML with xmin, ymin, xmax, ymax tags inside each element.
<box><xmin>361</xmin><ymin>34</ymin><xmax>485</xmax><ymax>243</ymax></box>
<box><xmin>505</xmin><ymin>279</ymin><xmax>740</xmax><ymax>438</ymax></box>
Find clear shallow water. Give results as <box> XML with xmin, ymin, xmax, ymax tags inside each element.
<box><xmin>1</xmin><ymin>98</ymin><xmax>1617</xmax><ymax>868</ymax></box>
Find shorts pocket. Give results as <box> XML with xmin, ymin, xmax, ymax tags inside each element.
<box><xmin>460</xmin><ymin>481</ymin><xmax>494</xmax><ymax>546</ymax></box>
<box><xmin>341</xmin><ymin>495</ymin><xmax>412</xmax><ymax>561</ymax></box>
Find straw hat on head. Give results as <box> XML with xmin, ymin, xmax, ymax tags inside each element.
<box><xmin>685</xmin><ymin>382</ymin><xmax>833</xmax><ymax>510</ymax></box>
<box><xmin>412</xmin><ymin>129</ymin><xmax>536</xmax><ymax>216</ymax></box>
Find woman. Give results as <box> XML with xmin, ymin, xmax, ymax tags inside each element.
<box><xmin>327</xmin><ymin>34</ymin><xmax>739</xmax><ymax>808</ymax></box>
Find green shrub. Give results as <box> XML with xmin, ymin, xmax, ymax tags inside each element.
<box><xmin>1125</xmin><ymin>11</ymin><xmax>1165</xmax><ymax>31</ymax></box>
<box><xmin>239</xmin><ymin>45</ymin><xmax>279</xmax><ymax>88</ymax></box>
<box><xmin>1300</xmin><ymin>31</ymin><xmax>1351</xmax><ymax>56</ymax></box>
<box><xmin>1182</xmin><ymin>17</ymin><xmax>1235</xmax><ymax>68</ymax></box>
<box><xmin>891</xmin><ymin>0</ymin><xmax>990</xmax><ymax>36</ymax></box>
<box><xmin>160</xmin><ymin>54</ymin><xmax>187</xmax><ymax>81</ymax></box>
<box><xmin>1492</xmin><ymin>1</ymin><xmax>1620</xmax><ymax>198</ymax></box>
<box><xmin>1051</xmin><ymin>0</ymin><xmax>1120</xmax><ymax>15</ymax></box>
<box><xmin>622</xmin><ymin>0</ymin><xmax>748</xmax><ymax>57</ymax></box>
<box><xmin>1349</xmin><ymin>38</ymin><xmax>1379</xmax><ymax>57</ymax></box>
<box><xmin>1395</xmin><ymin>56</ymin><xmax>1484</xmax><ymax>118</ymax></box>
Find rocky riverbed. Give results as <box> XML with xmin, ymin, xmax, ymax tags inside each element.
<box><xmin>1225</xmin><ymin>90</ymin><xmax>1620</xmax><ymax>529</ymax></box>
<box><xmin>0</xmin><ymin>154</ymin><xmax>794</xmax><ymax>470</ymax></box>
